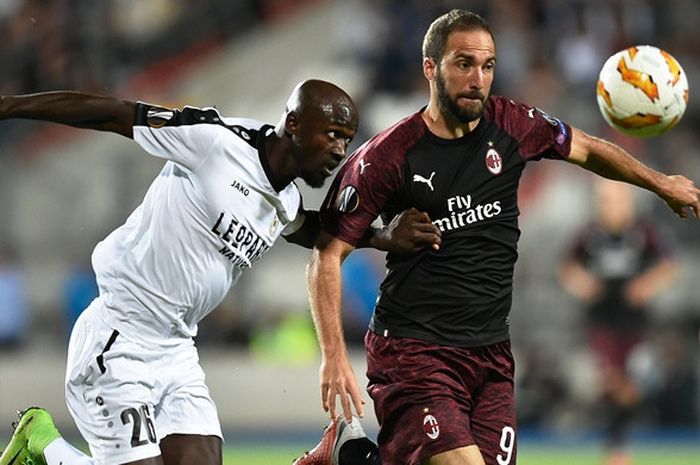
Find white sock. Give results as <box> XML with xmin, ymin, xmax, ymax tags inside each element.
<box><xmin>43</xmin><ymin>438</ymin><xmax>95</xmax><ymax>465</ymax></box>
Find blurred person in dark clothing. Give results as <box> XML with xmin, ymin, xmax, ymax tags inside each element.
<box><xmin>651</xmin><ymin>318</ymin><xmax>699</xmax><ymax>428</ymax></box>
<box><xmin>560</xmin><ymin>179</ymin><xmax>678</xmax><ymax>465</ymax></box>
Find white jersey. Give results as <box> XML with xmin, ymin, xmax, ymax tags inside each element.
<box><xmin>91</xmin><ymin>103</ymin><xmax>304</xmax><ymax>346</ymax></box>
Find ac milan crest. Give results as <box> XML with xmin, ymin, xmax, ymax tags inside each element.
<box><xmin>486</xmin><ymin>148</ymin><xmax>503</xmax><ymax>175</ymax></box>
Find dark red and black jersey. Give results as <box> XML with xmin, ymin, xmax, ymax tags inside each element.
<box><xmin>568</xmin><ymin>219</ymin><xmax>672</xmax><ymax>329</ymax></box>
<box><xmin>321</xmin><ymin>95</ymin><xmax>572</xmax><ymax>348</ymax></box>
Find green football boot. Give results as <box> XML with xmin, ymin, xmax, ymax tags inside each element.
<box><xmin>0</xmin><ymin>407</ymin><xmax>61</xmax><ymax>465</ymax></box>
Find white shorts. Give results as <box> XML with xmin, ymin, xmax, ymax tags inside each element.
<box><xmin>65</xmin><ymin>299</ymin><xmax>222</xmax><ymax>465</ymax></box>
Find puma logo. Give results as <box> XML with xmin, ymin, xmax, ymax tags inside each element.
<box><xmin>413</xmin><ymin>172</ymin><xmax>435</xmax><ymax>191</ymax></box>
<box><xmin>359</xmin><ymin>158</ymin><xmax>371</xmax><ymax>174</ymax></box>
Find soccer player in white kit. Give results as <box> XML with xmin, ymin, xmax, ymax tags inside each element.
<box><xmin>0</xmin><ymin>81</ymin><xmax>442</xmax><ymax>465</ymax></box>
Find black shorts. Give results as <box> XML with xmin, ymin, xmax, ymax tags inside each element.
<box><xmin>365</xmin><ymin>331</ymin><xmax>517</xmax><ymax>465</ymax></box>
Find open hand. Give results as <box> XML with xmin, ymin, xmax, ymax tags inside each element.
<box><xmin>379</xmin><ymin>208</ymin><xmax>442</xmax><ymax>254</ymax></box>
<box><xmin>661</xmin><ymin>175</ymin><xmax>700</xmax><ymax>219</ymax></box>
<box><xmin>319</xmin><ymin>352</ymin><xmax>365</xmax><ymax>421</ymax></box>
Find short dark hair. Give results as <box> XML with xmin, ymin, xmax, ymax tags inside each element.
<box><xmin>422</xmin><ymin>9</ymin><xmax>494</xmax><ymax>62</ymax></box>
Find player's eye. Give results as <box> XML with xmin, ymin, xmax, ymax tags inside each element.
<box><xmin>329</xmin><ymin>130</ymin><xmax>350</xmax><ymax>142</ymax></box>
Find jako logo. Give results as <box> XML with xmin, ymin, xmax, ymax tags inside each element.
<box><xmin>230</xmin><ymin>179</ymin><xmax>250</xmax><ymax>196</ymax></box>
<box><xmin>423</xmin><ymin>414</ymin><xmax>440</xmax><ymax>440</ymax></box>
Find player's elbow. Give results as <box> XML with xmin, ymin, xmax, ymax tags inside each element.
<box><xmin>305</xmin><ymin>247</ymin><xmax>328</xmax><ymax>287</ymax></box>
<box><xmin>307</xmin><ymin>235</ymin><xmax>347</xmax><ymax>273</ymax></box>
<box><xmin>567</xmin><ymin>127</ymin><xmax>595</xmax><ymax>166</ymax></box>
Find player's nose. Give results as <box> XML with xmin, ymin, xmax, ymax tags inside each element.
<box><xmin>469</xmin><ymin>67</ymin><xmax>486</xmax><ymax>89</ymax></box>
<box><xmin>334</xmin><ymin>139</ymin><xmax>349</xmax><ymax>158</ymax></box>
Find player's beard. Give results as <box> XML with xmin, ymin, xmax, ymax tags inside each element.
<box><xmin>300</xmin><ymin>170</ymin><xmax>326</xmax><ymax>188</ymax></box>
<box><xmin>435</xmin><ymin>69</ymin><xmax>485</xmax><ymax>124</ymax></box>
<box><xmin>292</xmin><ymin>143</ymin><xmax>327</xmax><ymax>188</ymax></box>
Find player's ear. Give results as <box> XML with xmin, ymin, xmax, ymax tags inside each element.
<box><xmin>284</xmin><ymin>111</ymin><xmax>299</xmax><ymax>137</ymax></box>
<box><xmin>423</xmin><ymin>57</ymin><xmax>437</xmax><ymax>81</ymax></box>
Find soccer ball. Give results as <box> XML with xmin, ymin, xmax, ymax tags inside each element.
<box><xmin>596</xmin><ymin>45</ymin><xmax>689</xmax><ymax>137</ymax></box>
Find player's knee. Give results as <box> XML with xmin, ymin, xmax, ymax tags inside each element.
<box><xmin>159</xmin><ymin>434</ymin><xmax>222</xmax><ymax>465</ymax></box>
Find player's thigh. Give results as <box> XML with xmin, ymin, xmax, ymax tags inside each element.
<box><xmin>155</xmin><ymin>342</ymin><xmax>223</xmax><ymax>441</ymax></box>
<box><xmin>470</xmin><ymin>350</ymin><xmax>517</xmax><ymax>465</ymax></box>
<box><xmin>159</xmin><ymin>434</ymin><xmax>222</xmax><ymax>465</ymax></box>
<box><xmin>66</xmin><ymin>308</ymin><xmax>161</xmax><ymax>464</ymax></box>
<box><xmin>423</xmin><ymin>445</ymin><xmax>486</xmax><ymax>465</ymax></box>
<box><xmin>366</xmin><ymin>333</ymin><xmax>479</xmax><ymax>465</ymax></box>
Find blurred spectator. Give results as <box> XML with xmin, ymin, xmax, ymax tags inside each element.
<box><xmin>195</xmin><ymin>292</ymin><xmax>253</xmax><ymax>347</ymax></box>
<box><xmin>340</xmin><ymin>249</ymin><xmax>385</xmax><ymax>345</ymax></box>
<box><xmin>61</xmin><ymin>260</ymin><xmax>98</xmax><ymax>337</ymax></box>
<box><xmin>515</xmin><ymin>344</ymin><xmax>569</xmax><ymax>429</ymax></box>
<box><xmin>249</xmin><ymin>311</ymin><xmax>318</xmax><ymax>366</ymax></box>
<box><xmin>559</xmin><ymin>179</ymin><xmax>678</xmax><ymax>465</ymax></box>
<box><xmin>648</xmin><ymin>318</ymin><xmax>699</xmax><ymax>427</ymax></box>
<box><xmin>0</xmin><ymin>0</ymin><xmax>266</xmax><ymax>149</ymax></box>
<box><xmin>0</xmin><ymin>243</ymin><xmax>28</xmax><ymax>348</ymax></box>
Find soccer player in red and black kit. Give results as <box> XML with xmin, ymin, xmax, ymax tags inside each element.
<box><xmin>305</xmin><ymin>9</ymin><xmax>700</xmax><ymax>465</ymax></box>
<box><xmin>560</xmin><ymin>180</ymin><xmax>678</xmax><ymax>465</ymax></box>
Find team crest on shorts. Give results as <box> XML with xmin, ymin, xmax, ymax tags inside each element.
<box><xmin>423</xmin><ymin>413</ymin><xmax>440</xmax><ymax>440</ymax></box>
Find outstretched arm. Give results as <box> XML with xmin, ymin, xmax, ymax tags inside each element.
<box><xmin>0</xmin><ymin>91</ymin><xmax>136</xmax><ymax>138</ymax></box>
<box><xmin>567</xmin><ymin>127</ymin><xmax>700</xmax><ymax>218</ymax></box>
<box><xmin>306</xmin><ymin>231</ymin><xmax>363</xmax><ymax>421</ymax></box>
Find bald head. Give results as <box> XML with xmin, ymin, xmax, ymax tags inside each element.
<box><xmin>268</xmin><ymin>80</ymin><xmax>359</xmax><ymax>190</ymax></box>
<box><xmin>285</xmin><ymin>79</ymin><xmax>358</xmax><ymax>129</ymax></box>
<box><xmin>596</xmin><ymin>179</ymin><xmax>636</xmax><ymax>232</ymax></box>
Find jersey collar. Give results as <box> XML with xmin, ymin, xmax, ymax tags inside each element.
<box><xmin>420</xmin><ymin>107</ymin><xmax>488</xmax><ymax>145</ymax></box>
<box><xmin>256</xmin><ymin>124</ymin><xmax>286</xmax><ymax>192</ymax></box>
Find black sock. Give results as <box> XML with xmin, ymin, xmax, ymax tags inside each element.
<box><xmin>338</xmin><ymin>437</ymin><xmax>382</xmax><ymax>465</ymax></box>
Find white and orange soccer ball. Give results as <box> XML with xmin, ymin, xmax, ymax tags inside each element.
<box><xmin>596</xmin><ymin>45</ymin><xmax>689</xmax><ymax>138</ymax></box>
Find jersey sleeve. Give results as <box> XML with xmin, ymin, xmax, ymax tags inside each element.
<box><xmin>281</xmin><ymin>211</ymin><xmax>305</xmax><ymax>237</ymax></box>
<box><xmin>489</xmin><ymin>97</ymin><xmax>573</xmax><ymax>161</ymax></box>
<box><xmin>132</xmin><ymin>102</ymin><xmax>223</xmax><ymax>172</ymax></box>
<box><xmin>320</xmin><ymin>140</ymin><xmax>404</xmax><ymax>246</ymax></box>
<box><xmin>281</xmin><ymin>194</ymin><xmax>306</xmax><ymax>237</ymax></box>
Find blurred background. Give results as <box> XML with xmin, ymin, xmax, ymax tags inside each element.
<box><xmin>0</xmin><ymin>0</ymin><xmax>699</xmax><ymax>460</ymax></box>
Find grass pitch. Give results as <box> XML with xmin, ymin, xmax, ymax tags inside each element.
<box><xmin>222</xmin><ymin>444</ymin><xmax>700</xmax><ymax>465</ymax></box>
<box><xmin>3</xmin><ymin>440</ymin><xmax>697</xmax><ymax>464</ymax></box>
